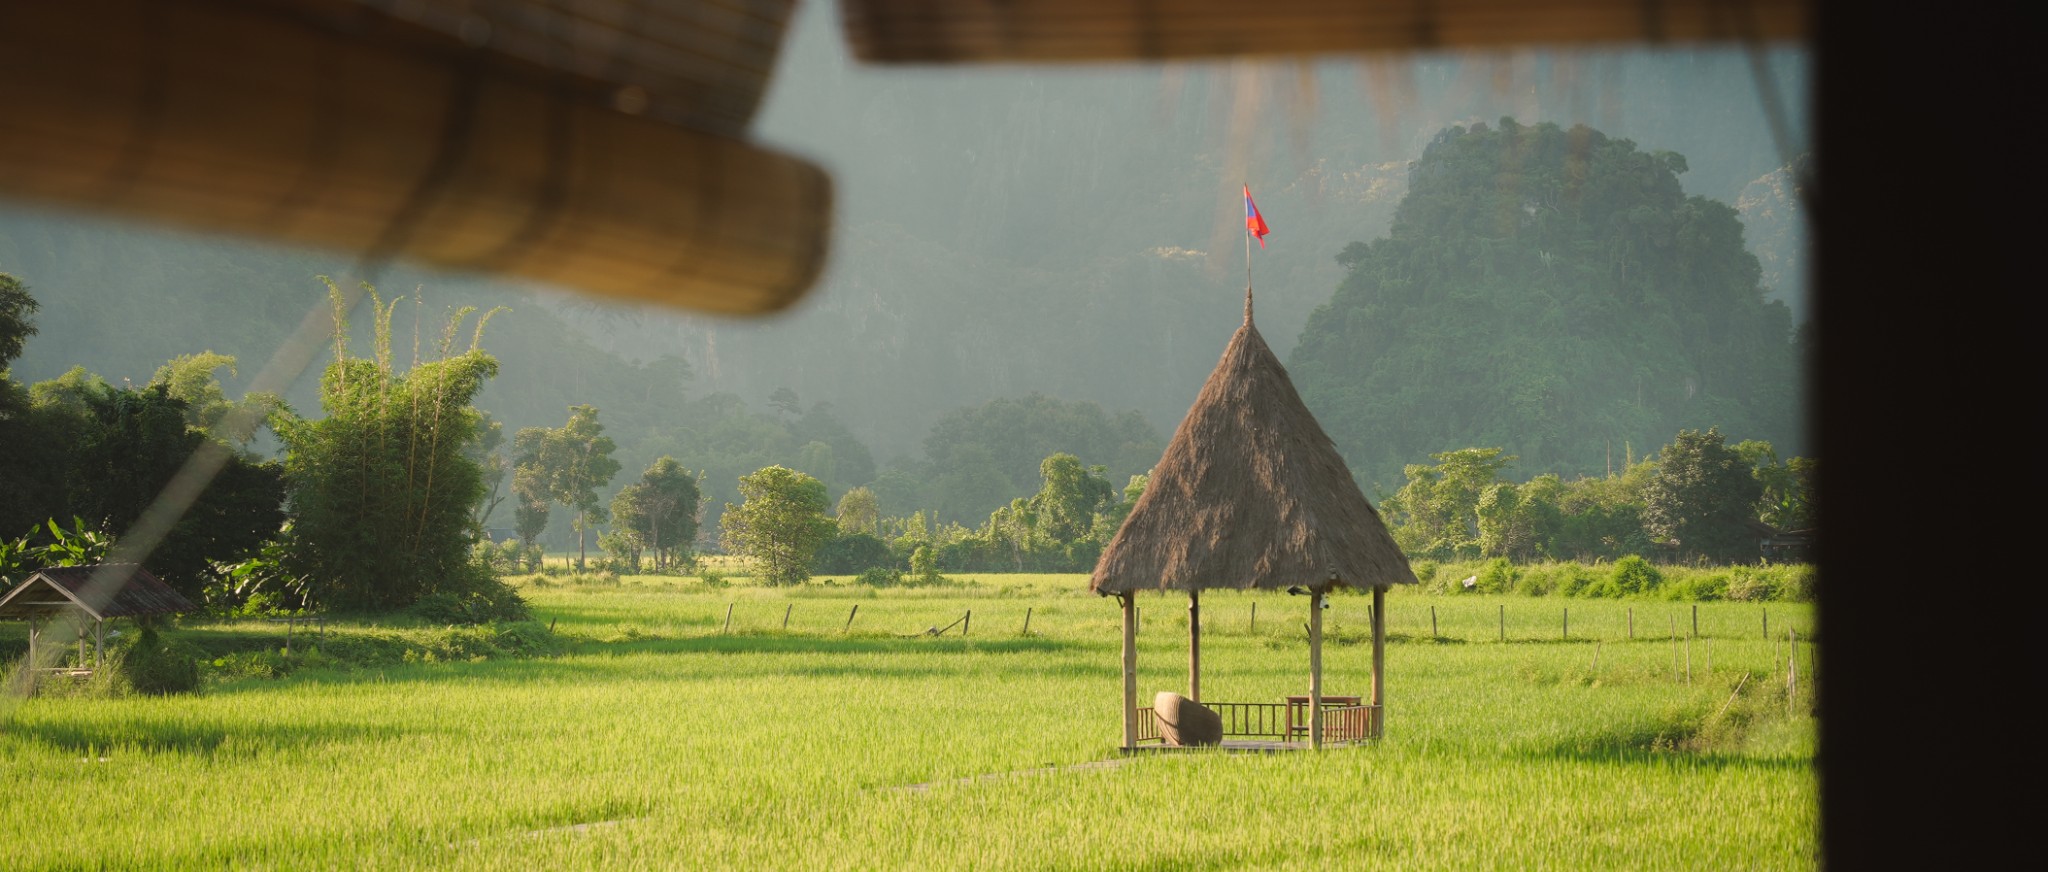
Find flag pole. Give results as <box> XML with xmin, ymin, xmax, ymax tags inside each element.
<box><xmin>1244</xmin><ymin>182</ymin><xmax>1253</xmax><ymax>320</ymax></box>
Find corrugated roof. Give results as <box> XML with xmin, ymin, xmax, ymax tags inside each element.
<box><xmin>0</xmin><ymin>564</ymin><xmax>197</xmax><ymax>620</ymax></box>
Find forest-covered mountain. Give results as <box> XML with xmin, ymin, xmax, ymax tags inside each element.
<box><xmin>1289</xmin><ymin>119</ymin><xmax>1802</xmax><ymax>492</ymax></box>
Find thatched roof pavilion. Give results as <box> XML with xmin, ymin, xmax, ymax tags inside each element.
<box><xmin>1090</xmin><ymin>294</ymin><xmax>1415</xmax><ymax>751</ymax></box>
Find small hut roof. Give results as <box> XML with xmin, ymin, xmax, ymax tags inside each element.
<box><xmin>0</xmin><ymin>565</ymin><xmax>196</xmax><ymax>621</ymax></box>
<box><xmin>1090</xmin><ymin>301</ymin><xmax>1417</xmax><ymax>595</ymax></box>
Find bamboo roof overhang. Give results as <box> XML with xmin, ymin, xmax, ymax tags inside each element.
<box><xmin>0</xmin><ymin>565</ymin><xmax>196</xmax><ymax>622</ymax></box>
<box><xmin>0</xmin><ymin>0</ymin><xmax>827</xmax><ymax>316</ymax></box>
<box><xmin>1090</xmin><ymin>308</ymin><xmax>1418</xmax><ymax>597</ymax></box>
<box><xmin>843</xmin><ymin>0</ymin><xmax>1808</xmax><ymax>64</ymax></box>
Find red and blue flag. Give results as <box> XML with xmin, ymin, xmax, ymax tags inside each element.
<box><xmin>1244</xmin><ymin>185</ymin><xmax>1270</xmax><ymax>248</ymax></box>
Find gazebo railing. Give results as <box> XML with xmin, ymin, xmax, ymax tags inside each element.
<box><xmin>1131</xmin><ymin>701</ymin><xmax>1380</xmax><ymax>746</ymax></box>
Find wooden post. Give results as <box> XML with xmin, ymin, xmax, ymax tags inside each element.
<box><xmin>723</xmin><ymin>603</ymin><xmax>734</xmax><ymax>634</ymax></box>
<box><xmin>1628</xmin><ymin>607</ymin><xmax>1634</xmax><ymax>640</ymax></box>
<box><xmin>94</xmin><ymin>620</ymin><xmax>105</xmax><ymax>668</ymax></box>
<box><xmin>1691</xmin><ymin>604</ymin><xmax>1699</xmax><ymax>639</ymax></box>
<box><xmin>1121</xmin><ymin>593</ymin><xmax>1137</xmax><ymax>750</ymax></box>
<box><xmin>844</xmin><ymin>604</ymin><xmax>858</xmax><ymax>633</ymax></box>
<box><xmin>76</xmin><ymin>618</ymin><xmax>85</xmax><ymax>666</ymax></box>
<box><xmin>1429</xmin><ymin>605</ymin><xmax>1437</xmax><ymax>639</ymax></box>
<box><xmin>963</xmin><ymin>610</ymin><xmax>971</xmax><ymax>637</ymax></box>
<box><xmin>1763</xmin><ymin>608</ymin><xmax>1769</xmax><ymax>640</ymax></box>
<box><xmin>1685</xmin><ymin>635</ymin><xmax>1692</xmax><ymax>684</ymax></box>
<box><xmin>1499</xmin><ymin>604</ymin><xmax>1505</xmax><ymax>642</ymax></box>
<box><xmin>1249</xmin><ymin>601</ymin><xmax>1257</xmax><ymax>633</ymax></box>
<box><xmin>1563</xmin><ymin>608</ymin><xmax>1569</xmax><ymax>640</ymax></box>
<box><xmin>1309</xmin><ymin>589</ymin><xmax>1325</xmax><ymax>749</ymax></box>
<box><xmin>1187</xmin><ymin>590</ymin><xmax>1201</xmax><ymax>703</ymax></box>
<box><xmin>1590</xmin><ymin>640</ymin><xmax>1601</xmax><ymax>671</ymax></box>
<box><xmin>26</xmin><ymin>617</ymin><xmax>36</xmax><ymax>671</ymax></box>
<box><xmin>1787</xmin><ymin>627</ymin><xmax>1798</xmax><ymax>715</ymax></box>
<box><xmin>1371</xmin><ymin>585</ymin><xmax>1386</xmax><ymax>739</ymax></box>
<box><xmin>1670</xmin><ymin>616</ymin><xmax>1679</xmax><ymax>679</ymax></box>
<box><xmin>1022</xmin><ymin>607</ymin><xmax>1032</xmax><ymax>636</ymax></box>
<box><xmin>782</xmin><ymin>603</ymin><xmax>792</xmax><ymax>630</ymax></box>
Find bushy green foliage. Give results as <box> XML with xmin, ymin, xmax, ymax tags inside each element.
<box><xmin>720</xmin><ymin>466</ymin><xmax>836</xmax><ymax>586</ymax></box>
<box><xmin>117</xmin><ymin>624</ymin><xmax>201</xmax><ymax>695</ymax></box>
<box><xmin>1607</xmin><ymin>555</ymin><xmax>1665</xmax><ymax>597</ymax></box>
<box><xmin>273</xmin><ymin>282</ymin><xmax>500</xmax><ymax>611</ymax></box>
<box><xmin>812</xmin><ymin>532</ymin><xmax>895</xmax><ymax>574</ymax></box>
<box><xmin>1292</xmin><ymin>119</ymin><xmax>1799</xmax><ymax>490</ymax></box>
<box><xmin>1474</xmin><ymin>557</ymin><xmax>1518</xmax><ymax>593</ymax></box>
<box><xmin>407</xmin><ymin>564</ymin><xmax>530</xmax><ymax>625</ymax></box>
<box><xmin>854</xmin><ymin>566</ymin><xmax>903</xmax><ymax>587</ymax></box>
<box><xmin>514</xmin><ymin>404</ymin><xmax>621</xmax><ymax>571</ymax></box>
<box><xmin>1643</xmin><ymin>428</ymin><xmax>1764</xmax><ymax>563</ymax></box>
<box><xmin>608</xmin><ymin>456</ymin><xmax>702</xmax><ymax>572</ymax></box>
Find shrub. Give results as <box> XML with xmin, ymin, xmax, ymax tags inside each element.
<box><xmin>698</xmin><ymin>568</ymin><xmax>728</xmax><ymax>589</ymax></box>
<box><xmin>1514</xmin><ymin>564</ymin><xmax>1557</xmax><ymax>597</ymax></box>
<box><xmin>1411</xmin><ymin>560</ymin><xmax>1440</xmax><ymax>588</ymax></box>
<box><xmin>1664</xmin><ymin>572</ymin><xmax>1729</xmax><ymax>601</ymax></box>
<box><xmin>1724</xmin><ymin>566</ymin><xmax>1778</xmax><ymax>602</ymax></box>
<box><xmin>119</xmin><ymin>625</ymin><xmax>201</xmax><ymax>695</ymax></box>
<box><xmin>408</xmin><ymin>564</ymin><xmax>530</xmax><ymax>624</ymax></box>
<box><xmin>1609</xmin><ymin>555</ymin><xmax>1664</xmax><ymax>597</ymax></box>
<box><xmin>812</xmin><ymin>533</ymin><xmax>895</xmax><ymax>574</ymax></box>
<box><xmin>855</xmin><ymin>566</ymin><xmax>902</xmax><ymax>587</ymax></box>
<box><xmin>1555</xmin><ymin>565</ymin><xmax>1598</xmax><ymax>598</ymax></box>
<box><xmin>1777</xmin><ymin>564</ymin><xmax>1815</xmax><ymax>602</ymax></box>
<box><xmin>1475</xmin><ymin>558</ymin><xmax>1518</xmax><ymax>594</ymax></box>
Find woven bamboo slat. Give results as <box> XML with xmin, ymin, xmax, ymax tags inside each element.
<box><xmin>0</xmin><ymin>0</ymin><xmax>828</xmax><ymax>315</ymax></box>
<box><xmin>843</xmin><ymin>0</ymin><xmax>1808</xmax><ymax>63</ymax></box>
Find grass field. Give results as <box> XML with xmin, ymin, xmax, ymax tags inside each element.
<box><xmin>0</xmin><ymin>573</ymin><xmax>1817</xmax><ymax>869</ymax></box>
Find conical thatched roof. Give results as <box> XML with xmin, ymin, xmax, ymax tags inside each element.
<box><xmin>1090</xmin><ymin>300</ymin><xmax>1417</xmax><ymax>595</ymax></box>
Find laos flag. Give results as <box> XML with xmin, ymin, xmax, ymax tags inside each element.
<box><xmin>1244</xmin><ymin>185</ymin><xmax>1270</xmax><ymax>248</ymax></box>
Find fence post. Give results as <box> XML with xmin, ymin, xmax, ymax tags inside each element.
<box><xmin>963</xmin><ymin>610</ymin><xmax>971</xmax><ymax>637</ymax></box>
<box><xmin>1249</xmin><ymin>601</ymin><xmax>1257</xmax><ymax>633</ymax></box>
<box><xmin>783</xmin><ymin>603</ymin><xmax>792</xmax><ymax>630</ymax></box>
<box><xmin>1430</xmin><ymin>606</ymin><xmax>1437</xmax><ymax>639</ymax></box>
<box><xmin>1499</xmin><ymin>604</ymin><xmax>1505</xmax><ymax>642</ymax></box>
<box><xmin>1563</xmin><ymin>608</ymin><xmax>1569</xmax><ymax>640</ymax></box>
<box><xmin>1022</xmin><ymin>607</ymin><xmax>1033</xmax><ymax>636</ymax></box>
<box><xmin>1627</xmin><ymin>607</ymin><xmax>1633</xmax><ymax>640</ymax></box>
<box><xmin>723</xmin><ymin>603</ymin><xmax>733</xmax><ymax>634</ymax></box>
<box><xmin>1691</xmin><ymin>604</ymin><xmax>1699</xmax><ymax>639</ymax></box>
<box><xmin>845</xmin><ymin>604</ymin><xmax>858</xmax><ymax>633</ymax></box>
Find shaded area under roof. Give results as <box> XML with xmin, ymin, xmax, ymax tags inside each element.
<box><xmin>1091</xmin><ymin>299</ymin><xmax>1418</xmax><ymax>595</ymax></box>
<box><xmin>0</xmin><ymin>565</ymin><xmax>197</xmax><ymax>621</ymax></box>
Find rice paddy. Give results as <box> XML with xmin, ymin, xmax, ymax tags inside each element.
<box><xmin>0</xmin><ymin>574</ymin><xmax>1817</xmax><ymax>870</ymax></box>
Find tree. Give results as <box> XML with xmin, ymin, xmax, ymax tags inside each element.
<box><xmin>274</xmin><ymin>281</ymin><xmax>503</xmax><ymax>610</ymax></box>
<box><xmin>1643</xmin><ymin>428</ymin><xmax>1764</xmax><ymax>563</ymax></box>
<box><xmin>768</xmin><ymin>386</ymin><xmax>802</xmax><ymax>418</ymax></box>
<box><xmin>720</xmin><ymin>465</ymin><xmax>834</xmax><ymax>586</ymax></box>
<box><xmin>1734</xmin><ymin>439</ymin><xmax>1816</xmax><ymax>530</ymax></box>
<box><xmin>465</xmin><ymin>412</ymin><xmax>509</xmax><ymax>529</ymax></box>
<box><xmin>0</xmin><ymin>271</ymin><xmax>35</xmax><ymax>371</ymax></box>
<box><xmin>1028</xmin><ymin>453</ymin><xmax>1115</xmax><ymax>545</ymax></box>
<box><xmin>835</xmin><ymin>486</ymin><xmax>879</xmax><ymax>537</ymax></box>
<box><xmin>44</xmin><ymin>379</ymin><xmax>285</xmax><ymax>599</ymax></box>
<box><xmin>1382</xmin><ymin>448</ymin><xmax>1515</xmax><ymax>558</ymax></box>
<box><xmin>611</xmin><ymin>456</ymin><xmax>702</xmax><ymax>571</ymax></box>
<box><xmin>514</xmin><ymin>405</ymin><xmax>621</xmax><ymax>571</ymax></box>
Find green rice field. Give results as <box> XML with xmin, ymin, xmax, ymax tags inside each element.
<box><xmin>0</xmin><ymin>573</ymin><xmax>1817</xmax><ymax>869</ymax></box>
